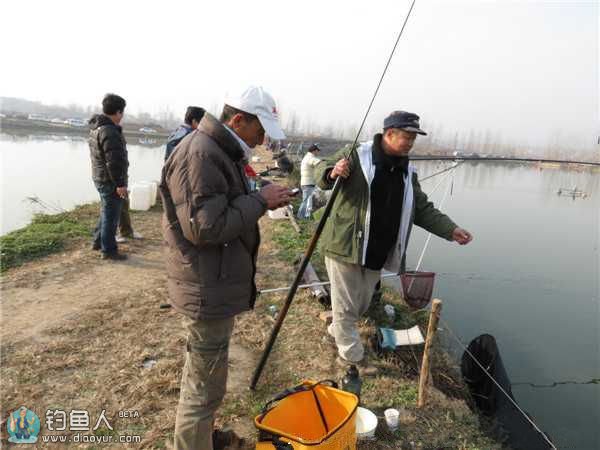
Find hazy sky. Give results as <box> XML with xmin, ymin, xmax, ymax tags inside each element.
<box><xmin>2</xmin><ymin>0</ymin><xmax>597</xmax><ymax>149</ymax></box>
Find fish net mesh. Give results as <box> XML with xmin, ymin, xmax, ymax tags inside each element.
<box><xmin>400</xmin><ymin>271</ymin><xmax>435</xmax><ymax>309</ymax></box>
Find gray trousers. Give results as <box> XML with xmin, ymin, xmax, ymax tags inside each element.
<box><xmin>174</xmin><ymin>316</ymin><xmax>235</xmax><ymax>450</ymax></box>
<box><xmin>325</xmin><ymin>256</ymin><xmax>381</xmax><ymax>362</ymax></box>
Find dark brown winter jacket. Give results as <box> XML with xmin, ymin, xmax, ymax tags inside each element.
<box><xmin>159</xmin><ymin>114</ymin><xmax>267</xmax><ymax>320</ymax></box>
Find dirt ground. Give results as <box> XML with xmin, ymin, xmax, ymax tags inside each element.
<box><xmin>1</xmin><ymin>149</ymin><xmax>503</xmax><ymax>449</ymax></box>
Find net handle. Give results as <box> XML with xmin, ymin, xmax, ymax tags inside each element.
<box><xmin>259</xmin><ymin>379</ymin><xmax>338</xmax><ymax>415</ymax></box>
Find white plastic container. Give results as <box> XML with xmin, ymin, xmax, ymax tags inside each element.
<box><xmin>129</xmin><ymin>183</ymin><xmax>152</xmax><ymax>211</ymax></box>
<box><xmin>142</xmin><ymin>181</ymin><xmax>158</xmax><ymax>206</ymax></box>
<box><xmin>356</xmin><ymin>407</ymin><xmax>378</xmax><ymax>440</ymax></box>
<box><xmin>267</xmin><ymin>206</ymin><xmax>288</xmax><ymax>220</ymax></box>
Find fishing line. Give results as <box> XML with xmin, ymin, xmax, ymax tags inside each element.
<box><xmin>414</xmin><ymin>166</ymin><xmax>457</xmax><ymax>272</ymax></box>
<box><xmin>419</xmin><ymin>161</ymin><xmax>463</xmax><ymax>182</ymax></box>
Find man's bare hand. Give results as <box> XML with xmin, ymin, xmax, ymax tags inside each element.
<box><xmin>330</xmin><ymin>158</ymin><xmax>351</xmax><ymax>180</ymax></box>
<box><xmin>452</xmin><ymin>227</ymin><xmax>473</xmax><ymax>245</ymax></box>
<box><xmin>259</xmin><ymin>184</ymin><xmax>293</xmax><ymax>210</ymax></box>
<box><xmin>116</xmin><ymin>186</ymin><xmax>128</xmax><ymax>199</ymax></box>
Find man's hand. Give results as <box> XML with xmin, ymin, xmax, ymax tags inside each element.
<box><xmin>259</xmin><ymin>184</ymin><xmax>293</xmax><ymax>210</ymax></box>
<box><xmin>452</xmin><ymin>227</ymin><xmax>473</xmax><ymax>245</ymax></box>
<box><xmin>330</xmin><ymin>158</ymin><xmax>351</xmax><ymax>180</ymax></box>
<box><xmin>116</xmin><ymin>186</ymin><xmax>128</xmax><ymax>199</ymax></box>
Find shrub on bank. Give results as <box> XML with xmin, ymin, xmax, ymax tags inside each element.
<box><xmin>0</xmin><ymin>210</ymin><xmax>91</xmax><ymax>272</ymax></box>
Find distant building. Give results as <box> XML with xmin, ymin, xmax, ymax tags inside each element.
<box><xmin>28</xmin><ymin>113</ymin><xmax>49</xmax><ymax>121</ymax></box>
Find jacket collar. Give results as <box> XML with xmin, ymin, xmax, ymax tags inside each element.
<box><xmin>197</xmin><ymin>113</ymin><xmax>245</xmax><ymax>162</ymax></box>
<box><xmin>372</xmin><ymin>134</ymin><xmax>408</xmax><ymax>173</ymax></box>
<box><xmin>89</xmin><ymin>114</ymin><xmax>122</xmax><ymax>132</ymax></box>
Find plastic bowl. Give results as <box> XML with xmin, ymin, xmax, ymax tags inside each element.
<box><xmin>356</xmin><ymin>407</ymin><xmax>378</xmax><ymax>440</ymax></box>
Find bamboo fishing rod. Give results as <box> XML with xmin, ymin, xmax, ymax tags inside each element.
<box><xmin>249</xmin><ymin>0</ymin><xmax>419</xmax><ymax>390</ymax></box>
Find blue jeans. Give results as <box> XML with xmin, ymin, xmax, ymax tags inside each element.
<box><xmin>297</xmin><ymin>185</ymin><xmax>316</xmax><ymax>219</ymax></box>
<box><xmin>93</xmin><ymin>182</ymin><xmax>123</xmax><ymax>254</ymax></box>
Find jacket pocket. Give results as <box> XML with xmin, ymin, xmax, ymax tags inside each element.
<box><xmin>328</xmin><ymin>211</ymin><xmax>355</xmax><ymax>257</ymax></box>
<box><xmin>218</xmin><ymin>239</ymin><xmax>253</xmax><ymax>282</ymax></box>
<box><xmin>176</xmin><ymin>202</ymin><xmax>199</xmax><ymax>245</ymax></box>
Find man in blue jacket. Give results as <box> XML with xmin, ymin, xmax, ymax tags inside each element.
<box><xmin>164</xmin><ymin>106</ymin><xmax>205</xmax><ymax>160</ymax></box>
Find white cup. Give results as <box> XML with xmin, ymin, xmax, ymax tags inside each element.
<box><xmin>384</xmin><ymin>408</ymin><xmax>400</xmax><ymax>431</ymax></box>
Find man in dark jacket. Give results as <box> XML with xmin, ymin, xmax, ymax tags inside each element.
<box><xmin>161</xmin><ymin>86</ymin><xmax>292</xmax><ymax>450</ymax></box>
<box><xmin>164</xmin><ymin>106</ymin><xmax>206</xmax><ymax>160</ymax></box>
<box><xmin>89</xmin><ymin>93</ymin><xmax>129</xmax><ymax>260</ymax></box>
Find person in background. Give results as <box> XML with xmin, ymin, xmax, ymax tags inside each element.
<box><xmin>161</xmin><ymin>86</ymin><xmax>292</xmax><ymax>450</ymax></box>
<box><xmin>89</xmin><ymin>93</ymin><xmax>129</xmax><ymax>260</ymax></box>
<box><xmin>164</xmin><ymin>106</ymin><xmax>206</xmax><ymax>161</ymax></box>
<box><xmin>115</xmin><ymin>199</ymin><xmax>143</xmax><ymax>242</ymax></box>
<box><xmin>297</xmin><ymin>143</ymin><xmax>322</xmax><ymax>219</ymax></box>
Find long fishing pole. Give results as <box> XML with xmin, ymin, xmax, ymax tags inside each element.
<box><xmin>250</xmin><ymin>0</ymin><xmax>419</xmax><ymax>390</ymax></box>
<box><xmin>411</xmin><ymin>155</ymin><xmax>600</xmax><ymax>166</ymax></box>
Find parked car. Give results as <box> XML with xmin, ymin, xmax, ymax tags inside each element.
<box><xmin>139</xmin><ymin>127</ymin><xmax>157</xmax><ymax>134</ymax></box>
<box><xmin>66</xmin><ymin>118</ymin><xmax>87</xmax><ymax>127</ymax></box>
<box><xmin>28</xmin><ymin>113</ymin><xmax>49</xmax><ymax>121</ymax></box>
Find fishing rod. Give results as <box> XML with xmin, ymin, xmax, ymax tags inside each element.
<box><xmin>250</xmin><ymin>0</ymin><xmax>419</xmax><ymax>389</ymax></box>
<box><xmin>411</xmin><ymin>155</ymin><xmax>600</xmax><ymax>167</ymax></box>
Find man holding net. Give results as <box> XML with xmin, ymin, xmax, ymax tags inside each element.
<box><xmin>315</xmin><ymin>111</ymin><xmax>473</xmax><ymax>371</ymax></box>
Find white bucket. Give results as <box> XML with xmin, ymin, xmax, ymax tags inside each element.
<box><xmin>356</xmin><ymin>407</ymin><xmax>378</xmax><ymax>440</ymax></box>
<box><xmin>137</xmin><ymin>181</ymin><xmax>158</xmax><ymax>206</ymax></box>
<box><xmin>129</xmin><ymin>183</ymin><xmax>152</xmax><ymax>211</ymax></box>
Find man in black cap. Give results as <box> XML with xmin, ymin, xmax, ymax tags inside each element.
<box><xmin>315</xmin><ymin>110</ymin><xmax>473</xmax><ymax>371</ymax></box>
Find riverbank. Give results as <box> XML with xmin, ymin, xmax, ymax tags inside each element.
<box><xmin>1</xmin><ymin>193</ymin><xmax>507</xmax><ymax>449</ymax></box>
<box><xmin>0</xmin><ymin>117</ymin><xmax>170</xmax><ymax>140</ymax></box>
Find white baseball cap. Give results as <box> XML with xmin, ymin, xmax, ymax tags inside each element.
<box><xmin>224</xmin><ymin>86</ymin><xmax>286</xmax><ymax>140</ymax></box>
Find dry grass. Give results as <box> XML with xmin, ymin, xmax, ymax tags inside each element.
<box><xmin>1</xmin><ymin>184</ymin><xmax>504</xmax><ymax>449</ymax></box>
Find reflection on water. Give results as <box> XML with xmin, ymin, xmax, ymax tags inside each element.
<box><xmin>1</xmin><ymin>132</ymin><xmax>599</xmax><ymax>448</ymax></box>
<box><xmin>1</xmin><ymin>132</ymin><xmax>165</xmax><ymax>234</ymax></box>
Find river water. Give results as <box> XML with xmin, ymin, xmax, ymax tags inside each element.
<box><xmin>2</xmin><ymin>131</ymin><xmax>599</xmax><ymax>448</ymax></box>
<box><xmin>397</xmin><ymin>160</ymin><xmax>599</xmax><ymax>449</ymax></box>
<box><xmin>1</xmin><ymin>132</ymin><xmax>165</xmax><ymax>234</ymax></box>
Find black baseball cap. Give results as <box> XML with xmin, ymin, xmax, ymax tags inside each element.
<box><xmin>383</xmin><ymin>111</ymin><xmax>427</xmax><ymax>135</ymax></box>
<box><xmin>308</xmin><ymin>143</ymin><xmax>321</xmax><ymax>152</ymax></box>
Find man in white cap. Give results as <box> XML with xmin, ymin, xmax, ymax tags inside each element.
<box><xmin>160</xmin><ymin>86</ymin><xmax>292</xmax><ymax>450</ymax></box>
